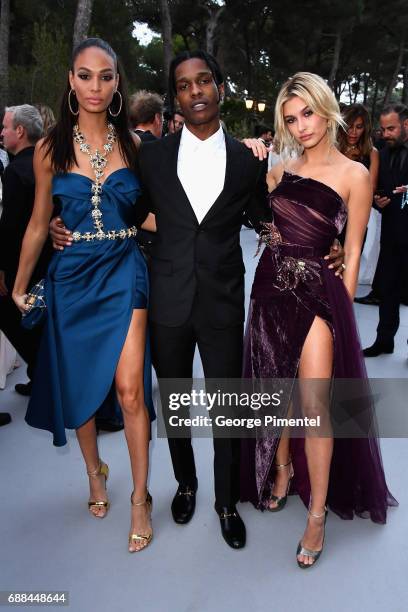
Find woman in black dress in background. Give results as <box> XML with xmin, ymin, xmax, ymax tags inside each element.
<box><xmin>337</xmin><ymin>104</ymin><xmax>379</xmax><ymax>245</ymax></box>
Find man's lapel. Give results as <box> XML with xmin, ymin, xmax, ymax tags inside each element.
<box><xmin>163</xmin><ymin>130</ymin><xmax>198</xmax><ymax>224</ymax></box>
<box><xmin>200</xmin><ymin>132</ymin><xmax>246</xmax><ymax>225</ymax></box>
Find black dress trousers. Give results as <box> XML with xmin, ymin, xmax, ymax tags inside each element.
<box><xmin>150</xmin><ymin>296</ymin><xmax>243</xmax><ymax>507</ymax></box>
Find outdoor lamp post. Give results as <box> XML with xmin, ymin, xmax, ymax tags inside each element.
<box><xmin>244</xmin><ymin>98</ymin><xmax>266</xmax><ymax>113</ymax></box>
<box><xmin>244</xmin><ymin>98</ymin><xmax>267</xmax><ymax>135</ymax></box>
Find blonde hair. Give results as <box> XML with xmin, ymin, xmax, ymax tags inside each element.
<box><xmin>34</xmin><ymin>104</ymin><xmax>56</xmax><ymax>136</ymax></box>
<box><xmin>274</xmin><ymin>72</ymin><xmax>345</xmax><ymax>158</ymax></box>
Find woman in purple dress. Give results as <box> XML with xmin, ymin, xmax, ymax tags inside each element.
<box><xmin>241</xmin><ymin>72</ymin><xmax>397</xmax><ymax>568</ymax></box>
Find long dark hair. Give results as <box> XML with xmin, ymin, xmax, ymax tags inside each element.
<box><xmin>44</xmin><ymin>38</ymin><xmax>138</xmax><ymax>174</ymax></box>
<box><xmin>167</xmin><ymin>49</ymin><xmax>224</xmax><ymax>115</ymax></box>
<box><xmin>338</xmin><ymin>103</ymin><xmax>373</xmax><ymax>158</ymax></box>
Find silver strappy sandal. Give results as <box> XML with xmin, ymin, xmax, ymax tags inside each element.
<box><xmin>267</xmin><ymin>458</ymin><xmax>294</xmax><ymax>512</ymax></box>
<box><xmin>296</xmin><ymin>503</ymin><xmax>328</xmax><ymax>569</ymax></box>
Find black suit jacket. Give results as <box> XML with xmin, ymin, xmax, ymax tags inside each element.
<box><xmin>377</xmin><ymin>144</ymin><xmax>408</xmax><ymax>245</ymax></box>
<box><xmin>135</xmin><ymin>129</ymin><xmax>157</xmax><ymax>143</ymax></box>
<box><xmin>134</xmin><ymin>130</ymin><xmax>158</xmax><ymax>255</ymax></box>
<box><xmin>0</xmin><ymin>147</ymin><xmax>52</xmax><ymax>289</ymax></box>
<box><xmin>138</xmin><ymin>130</ymin><xmax>269</xmax><ymax>327</ymax></box>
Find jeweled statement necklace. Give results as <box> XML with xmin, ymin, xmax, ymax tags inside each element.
<box><xmin>73</xmin><ymin>122</ymin><xmax>117</xmax><ymax>238</ymax></box>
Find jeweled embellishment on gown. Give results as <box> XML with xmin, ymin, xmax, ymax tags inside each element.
<box><xmin>71</xmin><ymin>123</ymin><xmax>137</xmax><ymax>242</ymax></box>
<box><xmin>274</xmin><ymin>256</ymin><xmax>321</xmax><ymax>291</ymax></box>
<box><xmin>256</xmin><ymin>220</ymin><xmax>321</xmax><ymax>291</ymax></box>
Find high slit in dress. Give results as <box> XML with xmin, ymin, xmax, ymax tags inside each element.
<box><xmin>26</xmin><ymin>168</ymin><xmax>155</xmax><ymax>447</ymax></box>
<box><xmin>240</xmin><ymin>171</ymin><xmax>397</xmax><ymax>523</ymax></box>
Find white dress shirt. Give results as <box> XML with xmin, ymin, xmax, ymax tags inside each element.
<box><xmin>177</xmin><ymin>124</ymin><xmax>226</xmax><ymax>223</ymax></box>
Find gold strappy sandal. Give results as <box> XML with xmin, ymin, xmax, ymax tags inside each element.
<box><xmin>87</xmin><ymin>460</ymin><xmax>110</xmax><ymax>518</ymax></box>
<box><xmin>268</xmin><ymin>458</ymin><xmax>294</xmax><ymax>512</ymax></box>
<box><xmin>129</xmin><ymin>491</ymin><xmax>153</xmax><ymax>553</ymax></box>
<box><xmin>296</xmin><ymin>503</ymin><xmax>328</xmax><ymax>569</ymax></box>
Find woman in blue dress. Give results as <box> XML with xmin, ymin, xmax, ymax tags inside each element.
<box><xmin>13</xmin><ymin>38</ymin><xmax>156</xmax><ymax>553</ymax></box>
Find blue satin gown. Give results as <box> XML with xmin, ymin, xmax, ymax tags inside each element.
<box><xmin>26</xmin><ymin>168</ymin><xmax>155</xmax><ymax>446</ymax></box>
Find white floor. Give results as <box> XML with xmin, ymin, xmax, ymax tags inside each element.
<box><xmin>0</xmin><ymin>229</ymin><xmax>407</xmax><ymax>612</ymax></box>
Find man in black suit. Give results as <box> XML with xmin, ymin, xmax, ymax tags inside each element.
<box><xmin>363</xmin><ymin>104</ymin><xmax>408</xmax><ymax>357</ymax></box>
<box><xmin>50</xmin><ymin>51</ymin><xmax>343</xmax><ymax>548</ymax></box>
<box><xmin>137</xmin><ymin>51</ymin><xmax>270</xmax><ymax>549</ymax></box>
<box><xmin>129</xmin><ymin>91</ymin><xmax>164</xmax><ymax>257</ymax></box>
<box><xmin>0</xmin><ymin>105</ymin><xmax>49</xmax><ymax>398</ymax></box>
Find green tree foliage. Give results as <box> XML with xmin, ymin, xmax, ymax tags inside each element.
<box><xmin>5</xmin><ymin>0</ymin><xmax>408</xmax><ymax>134</ymax></box>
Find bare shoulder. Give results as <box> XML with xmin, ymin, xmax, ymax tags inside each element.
<box><xmin>345</xmin><ymin>158</ymin><xmax>370</xmax><ymax>182</ymax></box>
<box><xmin>34</xmin><ymin>137</ymin><xmax>48</xmax><ymax>157</ymax></box>
<box><xmin>341</xmin><ymin>158</ymin><xmax>371</xmax><ymax>204</ymax></box>
<box><xmin>34</xmin><ymin>138</ymin><xmax>52</xmax><ymax>174</ymax></box>
<box><xmin>370</xmin><ymin>147</ymin><xmax>380</xmax><ymax>161</ymax></box>
<box><xmin>266</xmin><ymin>161</ymin><xmax>284</xmax><ymax>192</ymax></box>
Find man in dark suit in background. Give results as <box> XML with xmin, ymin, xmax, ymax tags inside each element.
<box><xmin>130</xmin><ymin>90</ymin><xmax>163</xmax><ymax>142</ymax></box>
<box><xmin>129</xmin><ymin>91</ymin><xmax>164</xmax><ymax>257</ymax></box>
<box><xmin>0</xmin><ymin>105</ymin><xmax>49</xmax><ymax>398</ymax></box>
<box><xmin>363</xmin><ymin>104</ymin><xmax>408</xmax><ymax>357</ymax></box>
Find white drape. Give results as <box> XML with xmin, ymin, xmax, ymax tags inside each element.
<box><xmin>358</xmin><ymin>207</ymin><xmax>381</xmax><ymax>285</ymax></box>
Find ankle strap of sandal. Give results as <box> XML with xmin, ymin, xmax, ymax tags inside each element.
<box><xmin>275</xmin><ymin>458</ymin><xmax>292</xmax><ymax>470</ymax></box>
<box><xmin>308</xmin><ymin>502</ymin><xmax>328</xmax><ymax>519</ymax></box>
<box><xmin>87</xmin><ymin>460</ymin><xmax>102</xmax><ymax>477</ymax></box>
<box><xmin>131</xmin><ymin>491</ymin><xmax>151</xmax><ymax>506</ymax></box>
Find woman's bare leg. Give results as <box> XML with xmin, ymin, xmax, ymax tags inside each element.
<box><xmin>296</xmin><ymin>315</ymin><xmax>333</xmax><ymax>566</ymax></box>
<box><xmin>76</xmin><ymin>417</ymin><xmax>107</xmax><ymax>517</ymax></box>
<box><xmin>115</xmin><ymin>308</ymin><xmax>151</xmax><ymax>551</ymax></box>
<box><xmin>268</xmin><ymin>422</ymin><xmax>292</xmax><ymax>510</ymax></box>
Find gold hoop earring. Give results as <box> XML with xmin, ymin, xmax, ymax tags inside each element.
<box><xmin>68</xmin><ymin>89</ymin><xmax>79</xmax><ymax>116</ymax></box>
<box><xmin>109</xmin><ymin>90</ymin><xmax>123</xmax><ymax>117</ymax></box>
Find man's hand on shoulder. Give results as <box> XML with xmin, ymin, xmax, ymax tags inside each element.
<box><xmin>242</xmin><ymin>138</ymin><xmax>269</xmax><ymax>160</ymax></box>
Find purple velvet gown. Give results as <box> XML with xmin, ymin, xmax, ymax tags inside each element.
<box><xmin>240</xmin><ymin>171</ymin><xmax>398</xmax><ymax>523</ymax></box>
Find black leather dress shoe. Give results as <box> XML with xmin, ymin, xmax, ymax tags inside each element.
<box><xmin>354</xmin><ymin>292</ymin><xmax>380</xmax><ymax>306</ymax></box>
<box><xmin>0</xmin><ymin>413</ymin><xmax>12</xmax><ymax>427</ymax></box>
<box><xmin>14</xmin><ymin>382</ymin><xmax>32</xmax><ymax>396</ymax></box>
<box><xmin>215</xmin><ymin>505</ymin><xmax>246</xmax><ymax>549</ymax></box>
<box><xmin>95</xmin><ymin>417</ymin><xmax>124</xmax><ymax>433</ymax></box>
<box><xmin>363</xmin><ymin>341</ymin><xmax>394</xmax><ymax>357</ymax></box>
<box><xmin>171</xmin><ymin>485</ymin><xmax>197</xmax><ymax>524</ymax></box>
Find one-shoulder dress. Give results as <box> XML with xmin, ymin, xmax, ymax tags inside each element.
<box><xmin>26</xmin><ymin>168</ymin><xmax>155</xmax><ymax>446</ymax></box>
<box><xmin>240</xmin><ymin>171</ymin><xmax>397</xmax><ymax>523</ymax></box>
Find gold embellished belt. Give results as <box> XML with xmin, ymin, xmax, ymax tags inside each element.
<box><xmin>72</xmin><ymin>226</ymin><xmax>138</xmax><ymax>243</ymax></box>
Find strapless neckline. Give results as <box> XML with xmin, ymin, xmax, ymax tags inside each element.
<box><xmin>59</xmin><ymin>167</ymin><xmax>134</xmax><ymax>187</ymax></box>
<box><xmin>282</xmin><ymin>170</ymin><xmax>347</xmax><ymax>209</ymax></box>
